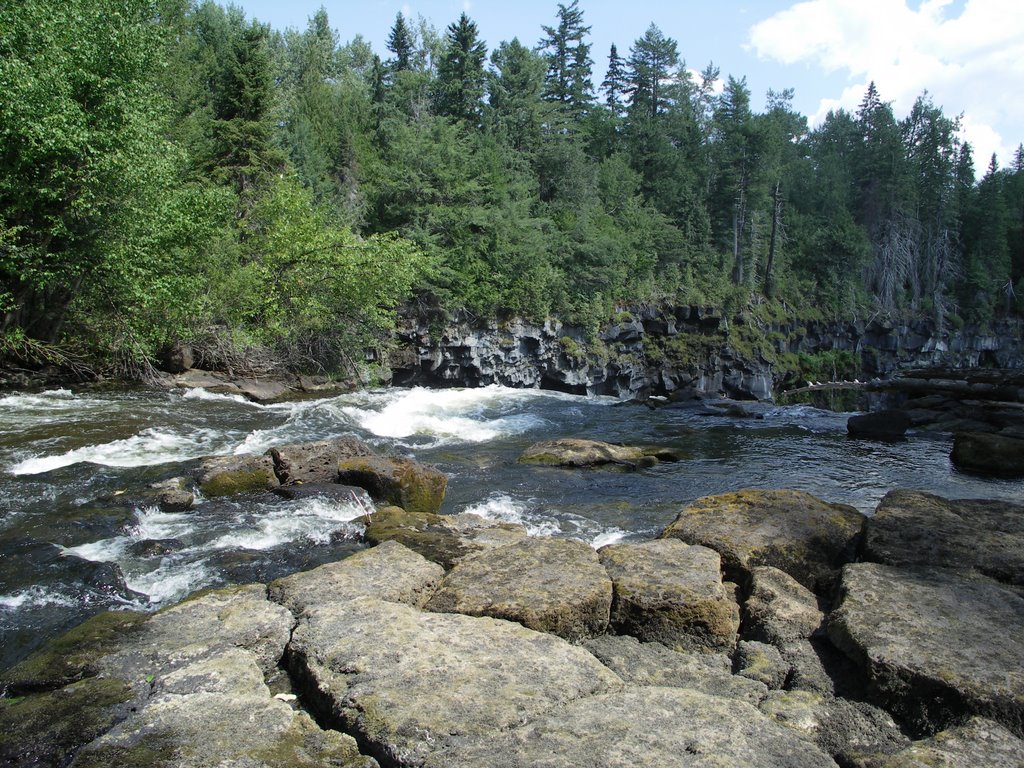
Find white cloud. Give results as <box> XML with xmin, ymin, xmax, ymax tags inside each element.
<box><xmin>748</xmin><ymin>0</ymin><xmax>1024</xmax><ymax>169</ymax></box>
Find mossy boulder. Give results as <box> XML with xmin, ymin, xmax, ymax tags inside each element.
<box><xmin>599</xmin><ymin>539</ymin><xmax>740</xmax><ymax>653</ymax></box>
<box><xmin>0</xmin><ymin>610</ymin><xmax>148</xmax><ymax>693</ymax></box>
<box><xmin>425</xmin><ymin>537</ymin><xmax>612</xmax><ymax>641</ymax></box>
<box><xmin>518</xmin><ymin>438</ymin><xmax>682</xmax><ymax>469</ymax></box>
<box><xmin>854</xmin><ymin>717</ymin><xmax>1024</xmax><ymax>767</ymax></box>
<box><xmin>337</xmin><ymin>455</ymin><xmax>447</xmax><ymax>514</ymax></box>
<box><xmin>660</xmin><ymin>489</ymin><xmax>864</xmax><ymax>593</ymax></box>
<box><xmin>0</xmin><ymin>676</ymin><xmax>137</xmax><ymax>767</ymax></box>
<box><xmin>951</xmin><ymin>431</ymin><xmax>1024</xmax><ymax>477</ymax></box>
<box><xmin>195</xmin><ymin>454</ymin><xmax>279</xmax><ymax>497</ymax></box>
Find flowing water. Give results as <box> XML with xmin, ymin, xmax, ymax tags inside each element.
<box><xmin>1</xmin><ymin>384</ymin><xmax>1022</xmax><ymax>671</ymax></box>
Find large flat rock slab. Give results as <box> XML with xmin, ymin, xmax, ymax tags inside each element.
<box><xmin>424</xmin><ymin>537</ymin><xmax>611</xmax><ymax>640</ymax></box>
<box><xmin>829</xmin><ymin>563</ymin><xmax>1024</xmax><ymax>737</ymax></box>
<box><xmin>598</xmin><ymin>539</ymin><xmax>739</xmax><ymax>652</ymax></box>
<box><xmin>584</xmin><ymin>634</ymin><xmax>767</xmax><ymax>705</ymax></box>
<box><xmin>660</xmin><ymin>489</ymin><xmax>864</xmax><ymax>592</ymax></box>
<box><xmin>287</xmin><ymin>596</ymin><xmax>622</xmax><ymax>767</ymax></box>
<box><xmin>852</xmin><ymin>716</ymin><xmax>1024</xmax><ymax>767</ymax></box>
<box><xmin>864</xmin><ymin>489</ymin><xmax>1024</xmax><ymax>585</ymax></box>
<box><xmin>270</xmin><ymin>540</ymin><xmax>444</xmax><ymax>614</ymax></box>
<box><xmin>0</xmin><ymin>585</ymin><xmax>372</xmax><ymax>768</ymax></box>
<box><xmin>422</xmin><ymin>686</ymin><xmax>838</xmax><ymax>768</ymax></box>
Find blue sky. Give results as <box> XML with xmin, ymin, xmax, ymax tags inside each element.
<box><xmin>233</xmin><ymin>0</ymin><xmax>1023</xmax><ymax>170</ymax></box>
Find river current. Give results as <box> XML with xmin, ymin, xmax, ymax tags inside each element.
<box><xmin>1</xmin><ymin>384</ymin><xmax>1022</xmax><ymax>671</ymax></box>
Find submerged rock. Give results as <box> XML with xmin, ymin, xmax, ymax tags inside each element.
<box><xmin>863</xmin><ymin>489</ymin><xmax>1024</xmax><ymax>585</ymax></box>
<box><xmin>422</xmin><ymin>686</ymin><xmax>839</xmax><ymax>768</ymax></box>
<box><xmin>660</xmin><ymin>489</ymin><xmax>864</xmax><ymax>593</ymax></box>
<box><xmin>518</xmin><ymin>437</ymin><xmax>682</xmax><ymax>468</ymax></box>
<box><xmin>828</xmin><ymin>562</ymin><xmax>1024</xmax><ymax>737</ymax></box>
<box><xmin>195</xmin><ymin>454</ymin><xmax>279</xmax><ymax>497</ymax></box>
<box><xmin>337</xmin><ymin>455</ymin><xmax>447</xmax><ymax>514</ymax></box>
<box><xmin>425</xmin><ymin>537</ymin><xmax>612</xmax><ymax>641</ymax></box>
<box><xmin>951</xmin><ymin>431</ymin><xmax>1024</xmax><ymax>477</ymax></box>
<box><xmin>599</xmin><ymin>539</ymin><xmax>739</xmax><ymax>653</ymax></box>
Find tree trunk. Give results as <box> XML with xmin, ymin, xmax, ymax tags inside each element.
<box><xmin>763</xmin><ymin>180</ymin><xmax>782</xmax><ymax>296</ymax></box>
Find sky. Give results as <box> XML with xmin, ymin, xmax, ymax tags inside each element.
<box><xmin>233</xmin><ymin>0</ymin><xmax>1024</xmax><ymax>172</ymax></box>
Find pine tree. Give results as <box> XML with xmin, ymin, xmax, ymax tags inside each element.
<box><xmin>625</xmin><ymin>23</ymin><xmax>678</xmax><ymax>121</ymax></box>
<box><xmin>386</xmin><ymin>12</ymin><xmax>415</xmax><ymax>73</ymax></box>
<box><xmin>435</xmin><ymin>13</ymin><xmax>487</xmax><ymax>124</ymax></box>
<box><xmin>538</xmin><ymin>1</ymin><xmax>593</xmax><ymax>124</ymax></box>
<box><xmin>601</xmin><ymin>44</ymin><xmax>627</xmax><ymax>118</ymax></box>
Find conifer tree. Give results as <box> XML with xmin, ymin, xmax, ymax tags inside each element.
<box><xmin>602</xmin><ymin>44</ymin><xmax>627</xmax><ymax>118</ymax></box>
<box><xmin>386</xmin><ymin>12</ymin><xmax>415</xmax><ymax>73</ymax></box>
<box><xmin>539</xmin><ymin>1</ymin><xmax>593</xmax><ymax>124</ymax></box>
<box><xmin>435</xmin><ymin>13</ymin><xmax>487</xmax><ymax>124</ymax></box>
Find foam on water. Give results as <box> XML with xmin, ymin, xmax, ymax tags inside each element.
<box><xmin>181</xmin><ymin>388</ymin><xmax>262</xmax><ymax>407</ymax></box>
<box><xmin>209</xmin><ymin>497</ymin><xmax>366</xmax><ymax>551</ymax></box>
<box><xmin>126</xmin><ymin>559</ymin><xmax>213</xmax><ymax>605</ymax></box>
<box><xmin>344</xmin><ymin>386</ymin><xmax>554</xmax><ymax>445</ymax></box>
<box><xmin>128</xmin><ymin>506</ymin><xmax>196</xmax><ymax>541</ymax></box>
<box><xmin>8</xmin><ymin>426</ymin><xmax>228</xmax><ymax>475</ymax></box>
<box><xmin>0</xmin><ymin>586</ymin><xmax>79</xmax><ymax>611</ymax></box>
<box><xmin>463</xmin><ymin>494</ymin><xmax>561</xmax><ymax>537</ymax></box>
<box><xmin>62</xmin><ymin>537</ymin><xmax>132</xmax><ymax>563</ymax></box>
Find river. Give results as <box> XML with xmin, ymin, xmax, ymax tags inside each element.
<box><xmin>1</xmin><ymin>384</ymin><xmax>1022</xmax><ymax>672</ymax></box>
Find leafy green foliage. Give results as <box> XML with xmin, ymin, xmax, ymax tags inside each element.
<box><xmin>2</xmin><ymin>1</ymin><xmax>1021</xmax><ymax>378</ymax></box>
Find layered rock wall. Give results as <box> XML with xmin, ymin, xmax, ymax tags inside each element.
<box><xmin>390</xmin><ymin>307</ymin><xmax>1024</xmax><ymax>400</ymax></box>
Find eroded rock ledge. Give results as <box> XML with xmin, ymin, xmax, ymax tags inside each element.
<box><xmin>3</xmin><ymin>488</ymin><xmax>1024</xmax><ymax>767</ymax></box>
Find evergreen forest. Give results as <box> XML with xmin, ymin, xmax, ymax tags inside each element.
<box><xmin>2</xmin><ymin>0</ymin><xmax>1022</xmax><ymax>378</ymax></box>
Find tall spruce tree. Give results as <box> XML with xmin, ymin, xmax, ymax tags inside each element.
<box><xmin>435</xmin><ymin>13</ymin><xmax>487</xmax><ymax>124</ymax></box>
<box><xmin>386</xmin><ymin>12</ymin><xmax>415</xmax><ymax>73</ymax></box>
<box><xmin>538</xmin><ymin>1</ymin><xmax>593</xmax><ymax>128</ymax></box>
<box><xmin>602</xmin><ymin>43</ymin><xmax>627</xmax><ymax>118</ymax></box>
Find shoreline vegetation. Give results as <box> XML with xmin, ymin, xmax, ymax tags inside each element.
<box><xmin>2</xmin><ymin>0</ymin><xmax>1022</xmax><ymax>385</ymax></box>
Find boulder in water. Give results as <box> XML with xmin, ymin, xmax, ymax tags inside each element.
<box><xmin>268</xmin><ymin>438</ymin><xmax>375</xmax><ymax>485</ymax></box>
<box><xmin>337</xmin><ymin>455</ymin><xmax>447</xmax><ymax>514</ymax></box>
<box><xmin>518</xmin><ymin>438</ymin><xmax>682</xmax><ymax>468</ymax></box>
<box><xmin>951</xmin><ymin>431</ymin><xmax>1024</xmax><ymax>477</ymax></box>
<box><xmin>847</xmin><ymin>409</ymin><xmax>911</xmax><ymax>439</ymax></box>
<box><xmin>195</xmin><ymin>454</ymin><xmax>279</xmax><ymax>497</ymax></box>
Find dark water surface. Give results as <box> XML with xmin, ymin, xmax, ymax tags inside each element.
<box><xmin>1</xmin><ymin>385</ymin><xmax>1021</xmax><ymax>671</ymax></box>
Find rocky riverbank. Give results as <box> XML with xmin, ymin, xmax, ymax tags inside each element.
<box><xmin>391</xmin><ymin>307</ymin><xmax>1024</xmax><ymax>401</ymax></box>
<box><xmin>3</xmin><ymin>435</ymin><xmax>1023</xmax><ymax>767</ymax></box>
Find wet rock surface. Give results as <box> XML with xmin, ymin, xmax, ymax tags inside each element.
<box><xmin>337</xmin><ymin>455</ymin><xmax>448</xmax><ymax>514</ymax></box>
<box><xmin>268</xmin><ymin>438</ymin><xmax>375</xmax><ymax>485</ymax></box>
<box><xmin>951</xmin><ymin>430</ymin><xmax>1024</xmax><ymax>476</ymax></box>
<box><xmin>660</xmin><ymin>488</ymin><xmax>864</xmax><ymax>592</ymax></box>
<box><xmin>195</xmin><ymin>454</ymin><xmax>280</xmax><ymax>497</ymax></box>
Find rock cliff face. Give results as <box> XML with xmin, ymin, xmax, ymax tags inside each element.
<box><xmin>390</xmin><ymin>307</ymin><xmax>1024</xmax><ymax>401</ymax></box>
